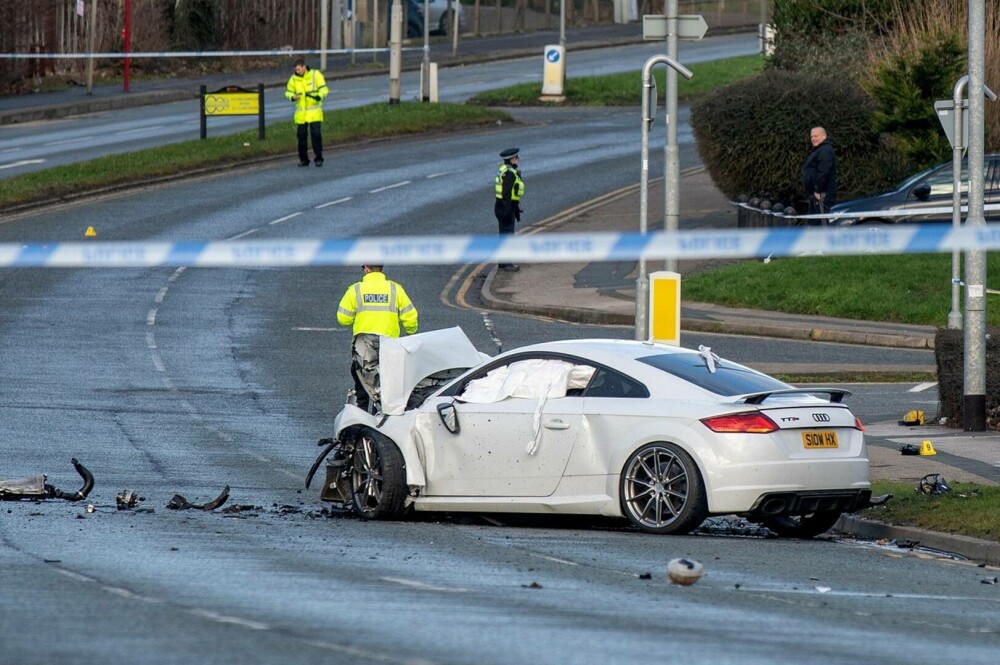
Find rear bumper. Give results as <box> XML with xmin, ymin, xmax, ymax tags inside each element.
<box><xmin>746</xmin><ymin>488</ymin><xmax>873</xmax><ymax>518</ymax></box>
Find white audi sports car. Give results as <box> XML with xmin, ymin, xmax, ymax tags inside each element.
<box><xmin>307</xmin><ymin>328</ymin><xmax>871</xmax><ymax>538</ymax></box>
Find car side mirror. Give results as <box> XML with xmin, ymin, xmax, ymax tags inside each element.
<box><xmin>912</xmin><ymin>183</ymin><xmax>931</xmax><ymax>201</ymax></box>
<box><xmin>437</xmin><ymin>402</ymin><xmax>460</xmax><ymax>434</ymax></box>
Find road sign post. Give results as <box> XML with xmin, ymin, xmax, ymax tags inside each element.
<box><xmin>200</xmin><ymin>84</ymin><xmax>265</xmax><ymax>140</ymax></box>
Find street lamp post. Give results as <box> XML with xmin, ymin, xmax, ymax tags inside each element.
<box><xmin>638</xmin><ymin>54</ymin><xmax>693</xmax><ymax>341</ymax></box>
<box><xmin>964</xmin><ymin>0</ymin><xmax>988</xmax><ymax>431</ymax></box>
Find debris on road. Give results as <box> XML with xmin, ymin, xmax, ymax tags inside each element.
<box><xmin>667</xmin><ymin>558</ymin><xmax>704</xmax><ymax>586</ymax></box>
<box><xmin>0</xmin><ymin>458</ymin><xmax>94</xmax><ymax>502</ymax></box>
<box><xmin>521</xmin><ymin>581</ymin><xmax>543</xmax><ymax>589</ymax></box>
<box><xmin>116</xmin><ymin>488</ymin><xmax>143</xmax><ymax>510</ymax></box>
<box><xmin>917</xmin><ymin>474</ymin><xmax>951</xmax><ymax>495</ymax></box>
<box><xmin>166</xmin><ymin>485</ymin><xmax>230</xmax><ymax>511</ymax></box>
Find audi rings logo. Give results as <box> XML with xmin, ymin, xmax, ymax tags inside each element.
<box><xmin>812</xmin><ymin>413</ymin><xmax>832</xmax><ymax>423</ymax></box>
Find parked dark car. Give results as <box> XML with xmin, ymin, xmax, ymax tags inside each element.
<box><xmin>828</xmin><ymin>154</ymin><xmax>1000</xmax><ymax>225</ymax></box>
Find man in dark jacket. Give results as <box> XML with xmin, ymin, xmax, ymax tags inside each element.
<box><xmin>802</xmin><ymin>127</ymin><xmax>837</xmax><ymax>215</ymax></box>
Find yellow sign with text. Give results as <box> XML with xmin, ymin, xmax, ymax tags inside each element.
<box><xmin>204</xmin><ymin>92</ymin><xmax>260</xmax><ymax>116</ymax></box>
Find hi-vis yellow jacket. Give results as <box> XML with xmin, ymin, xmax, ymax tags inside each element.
<box><xmin>337</xmin><ymin>272</ymin><xmax>419</xmax><ymax>337</ymax></box>
<box><xmin>285</xmin><ymin>68</ymin><xmax>329</xmax><ymax>124</ymax></box>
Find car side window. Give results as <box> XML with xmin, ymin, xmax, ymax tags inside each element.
<box><xmin>584</xmin><ymin>368</ymin><xmax>648</xmax><ymax>398</ymax></box>
<box><xmin>923</xmin><ymin>164</ymin><xmax>969</xmax><ymax>197</ymax></box>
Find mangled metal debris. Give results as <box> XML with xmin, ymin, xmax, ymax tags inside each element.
<box><xmin>166</xmin><ymin>485</ymin><xmax>230</xmax><ymax>511</ymax></box>
<box><xmin>0</xmin><ymin>458</ymin><xmax>93</xmax><ymax>502</ymax></box>
<box><xmin>116</xmin><ymin>488</ymin><xmax>143</xmax><ymax>510</ymax></box>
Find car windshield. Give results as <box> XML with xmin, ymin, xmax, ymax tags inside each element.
<box><xmin>892</xmin><ymin>163</ymin><xmax>942</xmax><ymax>191</ymax></box>
<box><xmin>636</xmin><ymin>353</ymin><xmax>790</xmax><ymax>396</ymax></box>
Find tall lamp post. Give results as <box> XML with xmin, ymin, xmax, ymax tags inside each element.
<box><xmin>637</xmin><ymin>54</ymin><xmax>693</xmax><ymax>340</ymax></box>
<box><xmin>964</xmin><ymin>0</ymin><xmax>988</xmax><ymax>431</ymax></box>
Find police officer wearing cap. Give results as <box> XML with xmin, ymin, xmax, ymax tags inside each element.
<box><xmin>494</xmin><ymin>147</ymin><xmax>524</xmax><ymax>272</ymax></box>
<box><xmin>337</xmin><ymin>265</ymin><xmax>419</xmax><ymax>414</ymax></box>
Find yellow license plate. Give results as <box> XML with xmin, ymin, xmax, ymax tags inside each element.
<box><xmin>802</xmin><ymin>431</ymin><xmax>839</xmax><ymax>448</ymax></box>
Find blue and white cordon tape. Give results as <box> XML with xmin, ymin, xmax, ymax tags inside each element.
<box><xmin>2</xmin><ymin>225</ymin><xmax>1000</xmax><ymax>268</ymax></box>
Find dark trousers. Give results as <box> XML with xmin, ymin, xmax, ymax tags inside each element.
<box><xmin>296</xmin><ymin>122</ymin><xmax>323</xmax><ymax>163</ymax></box>
<box><xmin>494</xmin><ymin>200</ymin><xmax>517</xmax><ymax>268</ymax></box>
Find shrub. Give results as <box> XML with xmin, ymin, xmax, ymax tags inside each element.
<box><xmin>772</xmin><ymin>0</ymin><xmax>898</xmax><ymax>35</ymax></box>
<box><xmin>862</xmin><ymin>0</ymin><xmax>1000</xmax><ymax>156</ymax></box>
<box><xmin>690</xmin><ymin>68</ymin><xmax>904</xmax><ymax>206</ymax></box>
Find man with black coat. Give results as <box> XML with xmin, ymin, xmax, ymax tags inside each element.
<box><xmin>802</xmin><ymin>127</ymin><xmax>837</xmax><ymax>215</ymax></box>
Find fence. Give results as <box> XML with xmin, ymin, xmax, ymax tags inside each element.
<box><xmin>0</xmin><ymin>0</ymin><xmax>767</xmax><ymax>90</ymax></box>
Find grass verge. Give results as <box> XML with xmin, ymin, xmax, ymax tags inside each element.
<box><xmin>684</xmin><ymin>253</ymin><xmax>1000</xmax><ymax>326</ymax></box>
<box><xmin>0</xmin><ymin>102</ymin><xmax>509</xmax><ymax>209</ymax></box>
<box><xmin>468</xmin><ymin>54</ymin><xmax>765</xmax><ymax>106</ymax></box>
<box><xmin>861</xmin><ymin>480</ymin><xmax>1000</xmax><ymax>541</ymax></box>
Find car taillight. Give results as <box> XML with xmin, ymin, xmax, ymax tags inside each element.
<box><xmin>854</xmin><ymin>416</ymin><xmax>865</xmax><ymax>431</ymax></box>
<box><xmin>700</xmin><ymin>412</ymin><xmax>778</xmax><ymax>433</ymax></box>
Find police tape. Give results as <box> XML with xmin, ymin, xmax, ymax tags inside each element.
<box><xmin>737</xmin><ymin>202</ymin><xmax>1000</xmax><ymax>221</ymax></box>
<box><xmin>0</xmin><ymin>48</ymin><xmax>420</xmax><ymax>59</ymax></box>
<box><xmin>2</xmin><ymin>225</ymin><xmax>1000</xmax><ymax>268</ymax></box>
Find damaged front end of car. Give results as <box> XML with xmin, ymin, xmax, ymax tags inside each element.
<box><xmin>305</xmin><ymin>327</ymin><xmax>488</xmax><ymax>515</ymax></box>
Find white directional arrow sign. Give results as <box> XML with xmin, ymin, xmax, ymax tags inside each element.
<box><xmin>642</xmin><ymin>14</ymin><xmax>709</xmax><ymax>41</ymax></box>
<box><xmin>677</xmin><ymin>14</ymin><xmax>709</xmax><ymax>40</ymax></box>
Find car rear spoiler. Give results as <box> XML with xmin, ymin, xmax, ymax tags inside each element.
<box><xmin>739</xmin><ymin>387</ymin><xmax>852</xmax><ymax>405</ymax></box>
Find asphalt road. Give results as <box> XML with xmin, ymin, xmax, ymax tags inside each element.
<box><xmin>0</xmin><ymin>33</ymin><xmax>758</xmax><ymax>178</ymax></box>
<box><xmin>3</xmin><ymin>102</ymin><xmax>995</xmax><ymax>664</ymax></box>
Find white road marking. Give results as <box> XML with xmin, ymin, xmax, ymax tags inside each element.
<box><xmin>369</xmin><ymin>180</ymin><xmax>411</xmax><ymax>193</ymax></box>
<box><xmin>292</xmin><ymin>326</ymin><xmax>342</xmax><ymax>332</ymax></box>
<box><xmin>53</xmin><ymin>568</ymin><xmax>98</xmax><ymax>583</ymax></box>
<box><xmin>909</xmin><ymin>382</ymin><xmax>938</xmax><ymax>393</ymax></box>
<box><xmin>380</xmin><ymin>576</ymin><xmax>468</xmax><ymax>593</ymax></box>
<box><xmin>187</xmin><ymin>609</ymin><xmax>270</xmax><ymax>630</ymax></box>
<box><xmin>529</xmin><ymin>553</ymin><xmax>579</xmax><ymax>566</ymax></box>
<box><xmin>268</xmin><ymin>212</ymin><xmax>302</xmax><ymax>225</ymax></box>
<box><xmin>146</xmin><ymin>308</ymin><xmax>157</xmax><ymax>325</ymax></box>
<box><xmin>116</xmin><ymin>125</ymin><xmax>164</xmax><ymax>135</ymax></box>
<box><xmin>229</xmin><ymin>229</ymin><xmax>257</xmax><ymax>240</ymax></box>
<box><xmin>304</xmin><ymin>639</ymin><xmax>438</xmax><ymax>664</ymax></box>
<box><xmin>734</xmin><ymin>586</ymin><xmax>1000</xmax><ymax>602</ymax></box>
<box><xmin>102</xmin><ymin>586</ymin><xmax>161</xmax><ymax>603</ymax></box>
<box><xmin>425</xmin><ymin>171</ymin><xmax>458</xmax><ymax>179</ymax></box>
<box><xmin>0</xmin><ymin>158</ymin><xmax>45</xmax><ymax>170</ymax></box>
<box><xmin>315</xmin><ymin>196</ymin><xmax>352</xmax><ymax>209</ymax></box>
<box><xmin>43</xmin><ymin>136</ymin><xmax>94</xmax><ymax>147</ymax></box>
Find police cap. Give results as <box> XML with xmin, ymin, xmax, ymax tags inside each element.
<box><xmin>499</xmin><ymin>147</ymin><xmax>519</xmax><ymax>160</ymax></box>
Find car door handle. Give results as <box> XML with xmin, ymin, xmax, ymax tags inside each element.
<box><xmin>544</xmin><ymin>419</ymin><xmax>570</xmax><ymax>430</ymax></box>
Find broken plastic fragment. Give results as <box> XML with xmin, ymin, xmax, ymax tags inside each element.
<box><xmin>166</xmin><ymin>485</ymin><xmax>230</xmax><ymax>511</ymax></box>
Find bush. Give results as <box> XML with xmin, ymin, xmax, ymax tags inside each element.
<box><xmin>772</xmin><ymin>0</ymin><xmax>898</xmax><ymax>35</ymax></box>
<box><xmin>864</xmin><ymin>32</ymin><xmax>965</xmax><ymax>168</ymax></box>
<box><xmin>690</xmin><ymin>68</ymin><xmax>904</xmax><ymax>207</ymax></box>
<box><xmin>767</xmin><ymin>27</ymin><xmax>869</xmax><ymax>75</ymax></box>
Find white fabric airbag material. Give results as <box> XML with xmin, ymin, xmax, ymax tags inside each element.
<box><xmin>457</xmin><ymin>359</ymin><xmax>595</xmax><ymax>455</ymax></box>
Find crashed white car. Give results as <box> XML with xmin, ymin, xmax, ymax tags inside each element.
<box><xmin>308</xmin><ymin>328</ymin><xmax>872</xmax><ymax>538</ymax></box>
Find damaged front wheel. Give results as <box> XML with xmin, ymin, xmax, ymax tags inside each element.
<box><xmin>350</xmin><ymin>431</ymin><xmax>407</xmax><ymax>520</ymax></box>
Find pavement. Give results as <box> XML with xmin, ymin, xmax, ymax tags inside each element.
<box><xmin>4</xmin><ymin>24</ymin><xmax>1000</xmax><ymax>565</ymax></box>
